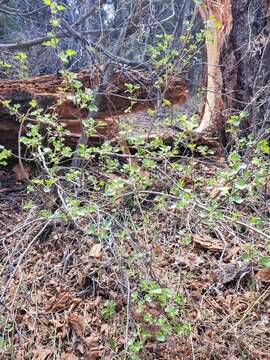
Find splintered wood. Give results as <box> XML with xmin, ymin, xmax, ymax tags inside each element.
<box><xmin>196</xmin><ymin>0</ymin><xmax>232</xmax><ymax>133</ymax></box>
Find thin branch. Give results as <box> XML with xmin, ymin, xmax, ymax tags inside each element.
<box><xmin>0</xmin><ymin>4</ymin><xmax>47</xmax><ymax>16</ymax></box>
<box><xmin>0</xmin><ymin>30</ymin><xmax>109</xmax><ymax>52</ymax></box>
<box><xmin>73</xmin><ymin>0</ymin><xmax>106</xmax><ymax>27</ymax></box>
<box><xmin>61</xmin><ymin>19</ymin><xmax>145</xmax><ymax>68</ymax></box>
<box><xmin>0</xmin><ymin>0</ymin><xmax>104</xmax><ymax>52</ymax></box>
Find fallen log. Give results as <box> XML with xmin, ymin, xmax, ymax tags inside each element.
<box><xmin>0</xmin><ymin>67</ymin><xmax>188</xmax><ymax>154</ymax></box>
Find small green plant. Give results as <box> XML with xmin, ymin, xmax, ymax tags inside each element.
<box><xmin>13</xmin><ymin>52</ymin><xmax>29</xmax><ymax>78</ymax></box>
<box><xmin>42</xmin><ymin>0</ymin><xmax>65</xmax><ymax>47</ymax></box>
<box><xmin>0</xmin><ymin>146</ymin><xmax>12</xmax><ymax>166</ymax></box>
<box><xmin>241</xmin><ymin>242</ymin><xmax>270</xmax><ymax>268</ymax></box>
<box><xmin>0</xmin><ymin>60</ymin><xmax>12</xmax><ymax>70</ymax></box>
<box><xmin>259</xmin><ymin>256</ymin><xmax>270</xmax><ymax>267</ymax></box>
<box><xmin>124</xmin><ymin>83</ymin><xmax>140</xmax><ymax>113</ymax></box>
<box><xmin>102</xmin><ymin>300</ymin><xmax>117</xmax><ymax>320</ymax></box>
<box><xmin>128</xmin><ymin>280</ymin><xmax>190</xmax><ymax>358</ymax></box>
<box><xmin>59</xmin><ymin>49</ymin><xmax>77</xmax><ymax>65</ymax></box>
<box><xmin>0</xmin><ymin>336</ymin><xmax>8</xmax><ymax>350</ymax></box>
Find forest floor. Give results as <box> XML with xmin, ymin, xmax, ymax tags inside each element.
<box><xmin>0</xmin><ymin>112</ymin><xmax>270</xmax><ymax>360</ymax></box>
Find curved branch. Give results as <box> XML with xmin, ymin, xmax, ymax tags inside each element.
<box><xmin>0</xmin><ymin>30</ymin><xmax>102</xmax><ymax>51</ymax></box>
<box><xmin>0</xmin><ymin>4</ymin><xmax>47</xmax><ymax>16</ymax></box>
<box><xmin>0</xmin><ymin>0</ymin><xmax>104</xmax><ymax>52</ymax></box>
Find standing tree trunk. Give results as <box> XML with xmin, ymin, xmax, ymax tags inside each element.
<box><xmin>196</xmin><ymin>0</ymin><xmax>232</xmax><ymax>134</ymax></box>
<box><xmin>197</xmin><ymin>0</ymin><xmax>270</xmax><ymax>138</ymax></box>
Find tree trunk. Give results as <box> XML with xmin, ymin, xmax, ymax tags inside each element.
<box><xmin>223</xmin><ymin>0</ymin><xmax>270</xmax><ymax>136</ymax></box>
<box><xmin>197</xmin><ymin>0</ymin><xmax>270</xmax><ymax>138</ymax></box>
<box><xmin>196</xmin><ymin>0</ymin><xmax>233</xmax><ymax>134</ymax></box>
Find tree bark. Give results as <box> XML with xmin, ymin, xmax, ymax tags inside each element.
<box><xmin>197</xmin><ymin>0</ymin><xmax>270</xmax><ymax>138</ymax></box>
<box><xmin>196</xmin><ymin>0</ymin><xmax>232</xmax><ymax>134</ymax></box>
<box><xmin>222</xmin><ymin>0</ymin><xmax>270</xmax><ymax>136</ymax></box>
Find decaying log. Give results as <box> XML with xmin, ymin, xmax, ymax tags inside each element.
<box><xmin>0</xmin><ymin>67</ymin><xmax>188</xmax><ymax>153</ymax></box>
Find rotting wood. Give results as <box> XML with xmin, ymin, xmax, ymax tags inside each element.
<box><xmin>0</xmin><ymin>67</ymin><xmax>188</xmax><ymax>154</ymax></box>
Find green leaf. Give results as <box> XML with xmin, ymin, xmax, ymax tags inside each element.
<box><xmin>14</xmin><ymin>52</ymin><xmax>28</xmax><ymax>60</ymax></box>
<box><xmin>155</xmin><ymin>331</ymin><xmax>166</xmax><ymax>342</ymax></box>
<box><xmin>230</xmin><ymin>193</ymin><xmax>244</xmax><ymax>204</ymax></box>
<box><xmin>50</xmin><ymin>17</ymin><xmax>60</xmax><ymax>27</ymax></box>
<box><xmin>0</xmin><ymin>336</ymin><xmax>7</xmax><ymax>349</ymax></box>
<box><xmin>259</xmin><ymin>256</ymin><xmax>270</xmax><ymax>268</ymax></box>
<box><xmin>165</xmin><ymin>305</ymin><xmax>179</xmax><ymax>318</ymax></box>
<box><xmin>143</xmin><ymin>313</ymin><xmax>153</xmax><ymax>323</ymax></box>
<box><xmin>66</xmin><ymin>49</ymin><xmax>77</xmax><ymax>56</ymax></box>
<box><xmin>149</xmin><ymin>288</ymin><xmax>162</xmax><ymax>295</ymax></box>
<box><xmin>142</xmin><ymin>159</ymin><xmax>157</xmax><ymax>169</ymax></box>
<box><xmin>23</xmin><ymin>201</ymin><xmax>33</xmax><ymax>210</ymax></box>
<box><xmin>162</xmin><ymin>98</ymin><xmax>171</xmax><ymax>107</ymax></box>
<box><xmin>216</xmin><ymin>21</ymin><xmax>222</xmax><ymax>30</ymax></box>
<box><xmin>235</xmin><ymin>178</ymin><xmax>248</xmax><ymax>190</ymax></box>
<box><xmin>0</xmin><ymin>60</ymin><xmax>12</xmax><ymax>69</ymax></box>
<box><xmin>88</xmin><ymin>104</ymin><xmax>98</xmax><ymax>112</ymax></box>
<box><xmin>257</xmin><ymin>140</ymin><xmax>270</xmax><ymax>154</ymax></box>
<box><xmin>140</xmin><ymin>327</ymin><xmax>152</xmax><ymax>338</ymax></box>
<box><xmin>57</xmin><ymin>4</ymin><xmax>65</xmax><ymax>10</ymax></box>
<box><xmin>0</xmin><ymin>145</ymin><xmax>12</xmax><ymax>165</ymax></box>
<box><xmin>29</xmin><ymin>99</ymin><xmax>38</xmax><ymax>108</ymax></box>
<box><xmin>128</xmin><ymin>339</ymin><xmax>143</xmax><ymax>354</ymax></box>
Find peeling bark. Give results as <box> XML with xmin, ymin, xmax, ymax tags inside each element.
<box><xmin>196</xmin><ymin>0</ymin><xmax>232</xmax><ymax>134</ymax></box>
